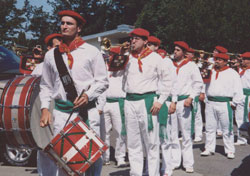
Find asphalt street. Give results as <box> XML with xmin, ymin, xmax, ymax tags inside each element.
<box><xmin>0</xmin><ymin>134</ymin><xmax>250</xmax><ymax>176</ymax></box>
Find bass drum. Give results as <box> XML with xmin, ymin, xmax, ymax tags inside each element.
<box><xmin>0</xmin><ymin>75</ymin><xmax>53</xmax><ymax>149</ymax></box>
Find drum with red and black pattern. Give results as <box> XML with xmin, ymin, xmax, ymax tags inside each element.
<box><xmin>44</xmin><ymin>116</ymin><xmax>108</xmax><ymax>176</ymax></box>
<box><xmin>0</xmin><ymin>76</ymin><xmax>53</xmax><ymax>149</ymax></box>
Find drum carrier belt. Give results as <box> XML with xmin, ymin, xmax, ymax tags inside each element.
<box><xmin>54</xmin><ymin>48</ymin><xmax>94</xmax><ymax>122</ymax></box>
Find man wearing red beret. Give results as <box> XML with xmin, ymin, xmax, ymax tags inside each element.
<box><xmin>147</xmin><ymin>36</ymin><xmax>161</xmax><ymax>52</ymax></box>
<box><xmin>32</xmin><ymin>33</ymin><xmax>62</xmax><ymax>76</ymax></box>
<box><xmin>100</xmin><ymin>46</ymin><xmax>128</xmax><ymax>168</ymax></box>
<box><xmin>234</xmin><ymin>52</ymin><xmax>250</xmax><ymax>146</ymax></box>
<box><xmin>118</xmin><ymin>28</ymin><xmax>172</xmax><ymax>176</ymax></box>
<box><xmin>39</xmin><ymin>10</ymin><xmax>108</xmax><ymax>176</ymax></box>
<box><xmin>162</xmin><ymin>41</ymin><xmax>203</xmax><ymax>175</ymax></box>
<box><xmin>185</xmin><ymin>48</ymin><xmax>205</xmax><ymax>143</ymax></box>
<box><xmin>201</xmin><ymin>53</ymin><xmax>244</xmax><ymax>159</ymax></box>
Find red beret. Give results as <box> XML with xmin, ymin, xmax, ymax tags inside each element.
<box><xmin>157</xmin><ymin>49</ymin><xmax>167</xmax><ymax>55</ymax></box>
<box><xmin>241</xmin><ymin>52</ymin><xmax>250</xmax><ymax>58</ymax></box>
<box><xmin>58</xmin><ymin>10</ymin><xmax>86</xmax><ymax>25</ymax></box>
<box><xmin>129</xmin><ymin>28</ymin><xmax>150</xmax><ymax>39</ymax></box>
<box><xmin>148</xmin><ymin>36</ymin><xmax>161</xmax><ymax>46</ymax></box>
<box><xmin>214</xmin><ymin>53</ymin><xmax>229</xmax><ymax>60</ymax></box>
<box><xmin>187</xmin><ymin>48</ymin><xmax>195</xmax><ymax>53</ymax></box>
<box><xmin>174</xmin><ymin>41</ymin><xmax>189</xmax><ymax>51</ymax></box>
<box><xmin>109</xmin><ymin>46</ymin><xmax>121</xmax><ymax>54</ymax></box>
<box><xmin>44</xmin><ymin>33</ymin><xmax>62</xmax><ymax>45</ymax></box>
<box><xmin>215</xmin><ymin>46</ymin><xmax>228</xmax><ymax>53</ymax></box>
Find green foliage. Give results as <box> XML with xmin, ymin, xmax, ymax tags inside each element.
<box><xmin>0</xmin><ymin>0</ymin><xmax>25</xmax><ymax>46</ymax></box>
<box><xmin>1</xmin><ymin>0</ymin><xmax>249</xmax><ymax>54</ymax></box>
<box><xmin>135</xmin><ymin>0</ymin><xmax>250</xmax><ymax>53</ymax></box>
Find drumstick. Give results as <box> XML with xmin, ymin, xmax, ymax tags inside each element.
<box><xmin>47</xmin><ymin>124</ymin><xmax>54</xmax><ymax>136</ymax></box>
<box><xmin>63</xmin><ymin>90</ymin><xmax>85</xmax><ymax>128</ymax></box>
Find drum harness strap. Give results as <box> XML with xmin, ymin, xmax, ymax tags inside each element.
<box><xmin>54</xmin><ymin>48</ymin><xmax>95</xmax><ymax>127</ymax></box>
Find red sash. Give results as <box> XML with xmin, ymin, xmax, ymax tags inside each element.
<box><xmin>173</xmin><ymin>58</ymin><xmax>190</xmax><ymax>75</ymax></box>
<box><xmin>214</xmin><ymin>66</ymin><xmax>229</xmax><ymax>80</ymax></box>
<box><xmin>59</xmin><ymin>37</ymin><xmax>85</xmax><ymax>69</ymax></box>
<box><xmin>132</xmin><ymin>47</ymin><xmax>152</xmax><ymax>72</ymax></box>
<box><xmin>240</xmin><ymin>66</ymin><xmax>250</xmax><ymax>77</ymax></box>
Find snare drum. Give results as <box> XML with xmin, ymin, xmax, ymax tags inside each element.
<box><xmin>0</xmin><ymin>76</ymin><xmax>53</xmax><ymax>149</ymax></box>
<box><xmin>44</xmin><ymin>116</ymin><xmax>108</xmax><ymax>176</ymax></box>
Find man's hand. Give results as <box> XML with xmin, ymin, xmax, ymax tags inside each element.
<box><xmin>40</xmin><ymin>108</ymin><xmax>52</xmax><ymax>127</ymax></box>
<box><xmin>231</xmin><ymin>104</ymin><xmax>236</xmax><ymax>110</ymax></box>
<box><xmin>184</xmin><ymin>97</ymin><xmax>193</xmax><ymax>107</ymax></box>
<box><xmin>98</xmin><ymin>110</ymin><xmax>103</xmax><ymax>115</ymax></box>
<box><xmin>73</xmin><ymin>93</ymin><xmax>89</xmax><ymax>109</ymax></box>
<box><xmin>150</xmin><ymin>102</ymin><xmax>162</xmax><ymax>115</ymax></box>
<box><xmin>169</xmin><ymin>102</ymin><xmax>176</xmax><ymax>114</ymax></box>
<box><xmin>199</xmin><ymin>93</ymin><xmax>205</xmax><ymax>101</ymax></box>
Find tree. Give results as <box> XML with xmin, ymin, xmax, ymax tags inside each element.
<box><xmin>0</xmin><ymin>0</ymin><xmax>25</xmax><ymax>46</ymax></box>
<box><xmin>135</xmin><ymin>0</ymin><xmax>250</xmax><ymax>53</ymax></box>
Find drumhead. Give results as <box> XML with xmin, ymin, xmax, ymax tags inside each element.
<box><xmin>30</xmin><ymin>81</ymin><xmax>54</xmax><ymax>150</ymax></box>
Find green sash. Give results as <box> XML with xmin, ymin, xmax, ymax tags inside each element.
<box><xmin>55</xmin><ymin>99</ymin><xmax>89</xmax><ymax>126</ymax></box>
<box><xmin>167</xmin><ymin>95</ymin><xmax>196</xmax><ymax>135</ymax></box>
<box><xmin>55</xmin><ymin>99</ymin><xmax>74</xmax><ymax>113</ymax></box>
<box><xmin>207</xmin><ymin>96</ymin><xmax>233</xmax><ymax>132</ymax></box>
<box><xmin>106</xmin><ymin>98</ymin><xmax>126</xmax><ymax>136</ymax></box>
<box><xmin>126</xmin><ymin>92</ymin><xmax>168</xmax><ymax>139</ymax></box>
<box><xmin>126</xmin><ymin>92</ymin><xmax>157</xmax><ymax>131</ymax></box>
<box><xmin>243</xmin><ymin>88</ymin><xmax>250</xmax><ymax>122</ymax></box>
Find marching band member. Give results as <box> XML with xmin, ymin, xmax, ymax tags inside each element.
<box><xmin>234</xmin><ymin>52</ymin><xmax>250</xmax><ymax>146</ymax></box>
<box><xmin>32</xmin><ymin>33</ymin><xmax>62</xmax><ymax>76</ymax></box>
<box><xmin>201</xmin><ymin>53</ymin><xmax>244</xmax><ymax>159</ymax></box>
<box><xmin>101</xmin><ymin>46</ymin><xmax>127</xmax><ymax>167</ymax></box>
<box><xmin>208</xmin><ymin>46</ymin><xmax>228</xmax><ymax>136</ymax></box>
<box><xmin>39</xmin><ymin>10</ymin><xmax>108</xmax><ymax>176</ymax></box>
<box><xmin>147</xmin><ymin>36</ymin><xmax>161</xmax><ymax>51</ymax></box>
<box><xmin>164</xmin><ymin>41</ymin><xmax>203</xmax><ymax>175</ymax></box>
<box><xmin>186</xmin><ymin>48</ymin><xmax>204</xmax><ymax>143</ymax></box>
<box><xmin>122</xmin><ymin>28</ymin><xmax>172</xmax><ymax>176</ymax></box>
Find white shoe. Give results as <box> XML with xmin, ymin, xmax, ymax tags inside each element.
<box><xmin>185</xmin><ymin>167</ymin><xmax>194</xmax><ymax>173</ymax></box>
<box><xmin>234</xmin><ymin>141</ymin><xmax>246</xmax><ymax>146</ymax></box>
<box><xmin>194</xmin><ymin>137</ymin><xmax>202</xmax><ymax>143</ymax></box>
<box><xmin>227</xmin><ymin>152</ymin><xmax>235</xmax><ymax>159</ymax></box>
<box><xmin>200</xmin><ymin>150</ymin><xmax>214</xmax><ymax>156</ymax></box>
<box><xmin>103</xmin><ymin>161</ymin><xmax>110</xmax><ymax>165</ymax></box>
<box><xmin>217</xmin><ymin>131</ymin><xmax>223</xmax><ymax>137</ymax></box>
<box><xmin>117</xmin><ymin>160</ymin><xmax>127</xmax><ymax>168</ymax></box>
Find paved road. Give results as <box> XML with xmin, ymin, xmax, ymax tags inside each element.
<box><xmin>0</xmin><ymin>135</ymin><xmax>250</xmax><ymax>176</ymax></box>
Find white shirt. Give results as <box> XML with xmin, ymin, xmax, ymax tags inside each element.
<box><xmin>123</xmin><ymin>52</ymin><xmax>172</xmax><ymax>104</ymax></box>
<box><xmin>205</xmin><ymin>68</ymin><xmax>244</xmax><ymax>105</ymax></box>
<box><xmin>40</xmin><ymin>42</ymin><xmax>109</xmax><ymax>109</ymax></box>
<box><xmin>31</xmin><ymin>62</ymin><xmax>44</xmax><ymax>76</ymax></box>
<box><xmin>172</xmin><ymin>61</ymin><xmax>203</xmax><ymax>102</ymax></box>
<box><xmin>241</xmin><ymin>69</ymin><xmax>250</xmax><ymax>89</ymax></box>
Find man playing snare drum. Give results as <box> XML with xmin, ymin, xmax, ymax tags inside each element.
<box><xmin>39</xmin><ymin>10</ymin><xmax>108</xmax><ymax>176</ymax></box>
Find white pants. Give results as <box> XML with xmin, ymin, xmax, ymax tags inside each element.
<box><xmin>204</xmin><ymin>101</ymin><xmax>235</xmax><ymax>154</ymax></box>
<box><xmin>161</xmin><ymin>102</ymin><xmax>177</xmax><ymax>175</ymax></box>
<box><xmin>102</xmin><ymin>101</ymin><xmax>127</xmax><ymax>163</ymax></box>
<box><xmin>125</xmin><ymin>98</ymin><xmax>160</xmax><ymax>176</ymax></box>
<box><xmin>162</xmin><ymin>100</ymin><xmax>194</xmax><ymax>170</ymax></box>
<box><xmin>235</xmin><ymin>102</ymin><xmax>248</xmax><ymax>144</ymax></box>
<box><xmin>37</xmin><ymin>108</ymin><xmax>103</xmax><ymax>176</ymax></box>
<box><xmin>195</xmin><ymin>101</ymin><xmax>203</xmax><ymax>139</ymax></box>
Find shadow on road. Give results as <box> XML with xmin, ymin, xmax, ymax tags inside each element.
<box><xmin>109</xmin><ymin>169</ymin><xmax>130</xmax><ymax>176</ymax></box>
<box><xmin>231</xmin><ymin>155</ymin><xmax>250</xmax><ymax>176</ymax></box>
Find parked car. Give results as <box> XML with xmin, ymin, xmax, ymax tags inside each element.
<box><xmin>0</xmin><ymin>46</ymin><xmax>36</xmax><ymax>166</ymax></box>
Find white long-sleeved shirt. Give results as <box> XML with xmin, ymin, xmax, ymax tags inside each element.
<box><xmin>172</xmin><ymin>61</ymin><xmax>203</xmax><ymax>102</ymax></box>
<box><xmin>31</xmin><ymin>62</ymin><xmax>44</xmax><ymax>76</ymax></box>
<box><xmin>205</xmin><ymin>68</ymin><xmax>244</xmax><ymax>106</ymax></box>
<box><xmin>123</xmin><ymin>52</ymin><xmax>172</xmax><ymax>104</ymax></box>
<box><xmin>241</xmin><ymin>69</ymin><xmax>250</xmax><ymax>89</ymax></box>
<box><xmin>39</xmin><ymin>42</ymin><xmax>109</xmax><ymax>109</ymax></box>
